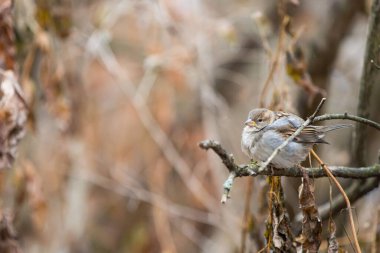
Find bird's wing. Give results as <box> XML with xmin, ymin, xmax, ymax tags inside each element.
<box><xmin>269</xmin><ymin>116</ymin><xmax>327</xmax><ymax>144</ymax></box>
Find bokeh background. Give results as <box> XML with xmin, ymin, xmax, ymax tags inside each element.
<box><xmin>0</xmin><ymin>0</ymin><xmax>379</xmax><ymax>252</ymax></box>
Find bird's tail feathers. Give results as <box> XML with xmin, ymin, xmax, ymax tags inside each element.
<box><xmin>319</xmin><ymin>124</ymin><xmax>352</xmax><ymax>133</ymax></box>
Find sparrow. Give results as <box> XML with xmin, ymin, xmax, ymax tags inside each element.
<box><xmin>241</xmin><ymin>108</ymin><xmax>350</xmax><ymax>169</ymax></box>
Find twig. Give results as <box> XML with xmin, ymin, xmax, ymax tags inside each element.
<box><xmin>257</xmin><ymin>97</ymin><xmax>326</xmax><ymax>173</ymax></box>
<box><xmin>313</xmin><ymin>113</ymin><xmax>380</xmax><ymax>131</ymax></box>
<box><xmin>220</xmin><ymin>172</ymin><xmax>236</xmax><ymax>204</ymax></box>
<box><xmin>199</xmin><ymin>140</ymin><xmax>238</xmax><ymax>173</ymax></box>
<box><xmin>315</xmin><ymin>178</ymin><xmax>380</xmax><ymax>221</ymax></box>
<box><xmin>314</xmin><ymin>152</ymin><xmax>380</xmax><ymax>221</ymax></box>
<box><xmin>199</xmin><ymin>140</ymin><xmax>242</xmax><ymax>204</ymax></box>
<box><xmin>240</xmin><ymin>178</ymin><xmax>253</xmax><ymax>253</ymax></box>
<box><xmin>259</xmin><ymin>16</ymin><xmax>289</xmax><ymax>107</ymax></box>
<box><xmin>255</xmin><ymin>164</ymin><xmax>380</xmax><ymax>179</ymax></box>
<box><xmin>310</xmin><ymin>150</ymin><xmax>362</xmax><ymax>253</ymax></box>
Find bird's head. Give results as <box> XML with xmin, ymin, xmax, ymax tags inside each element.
<box><xmin>244</xmin><ymin>108</ymin><xmax>275</xmax><ymax>132</ymax></box>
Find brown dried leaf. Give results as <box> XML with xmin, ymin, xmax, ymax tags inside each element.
<box><xmin>267</xmin><ymin>176</ymin><xmax>296</xmax><ymax>252</ymax></box>
<box><xmin>0</xmin><ymin>71</ymin><xmax>28</xmax><ymax>169</ymax></box>
<box><xmin>327</xmin><ymin>217</ymin><xmax>339</xmax><ymax>253</ymax></box>
<box><xmin>297</xmin><ymin>169</ymin><xmax>322</xmax><ymax>252</ymax></box>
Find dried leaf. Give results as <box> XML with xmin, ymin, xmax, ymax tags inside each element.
<box><xmin>327</xmin><ymin>217</ymin><xmax>339</xmax><ymax>253</ymax></box>
<box><xmin>0</xmin><ymin>71</ymin><xmax>28</xmax><ymax>169</ymax></box>
<box><xmin>297</xmin><ymin>170</ymin><xmax>322</xmax><ymax>252</ymax></box>
<box><xmin>267</xmin><ymin>176</ymin><xmax>296</xmax><ymax>252</ymax></box>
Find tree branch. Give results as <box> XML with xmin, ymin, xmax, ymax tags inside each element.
<box><xmin>353</xmin><ymin>0</ymin><xmax>380</xmax><ymax>166</ymax></box>
<box><xmin>313</xmin><ymin>113</ymin><xmax>380</xmax><ymax>131</ymax></box>
<box><xmin>199</xmin><ymin>140</ymin><xmax>380</xmax><ymax>179</ymax></box>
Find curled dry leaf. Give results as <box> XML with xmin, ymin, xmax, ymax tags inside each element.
<box><xmin>267</xmin><ymin>176</ymin><xmax>296</xmax><ymax>252</ymax></box>
<box><xmin>297</xmin><ymin>170</ymin><xmax>322</xmax><ymax>252</ymax></box>
<box><xmin>0</xmin><ymin>71</ymin><xmax>28</xmax><ymax>169</ymax></box>
<box><xmin>271</xmin><ymin>209</ymin><xmax>294</xmax><ymax>251</ymax></box>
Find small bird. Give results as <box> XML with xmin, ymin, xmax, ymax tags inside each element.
<box><xmin>241</xmin><ymin>108</ymin><xmax>350</xmax><ymax>168</ymax></box>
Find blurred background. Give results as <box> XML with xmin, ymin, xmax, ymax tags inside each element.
<box><xmin>0</xmin><ymin>0</ymin><xmax>379</xmax><ymax>252</ymax></box>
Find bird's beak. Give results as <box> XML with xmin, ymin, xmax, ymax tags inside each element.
<box><xmin>244</xmin><ymin>119</ymin><xmax>257</xmax><ymax>127</ymax></box>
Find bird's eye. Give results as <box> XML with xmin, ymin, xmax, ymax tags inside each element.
<box><xmin>258</xmin><ymin>118</ymin><xmax>263</xmax><ymax>122</ymax></box>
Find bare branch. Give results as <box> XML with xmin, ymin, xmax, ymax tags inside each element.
<box><xmin>199</xmin><ymin>139</ymin><xmax>380</xmax><ymax>179</ymax></box>
<box><xmin>313</xmin><ymin>113</ymin><xmax>380</xmax><ymax>131</ymax></box>
<box><xmin>199</xmin><ymin>140</ymin><xmax>238</xmax><ymax>173</ymax></box>
<box><xmin>199</xmin><ymin>140</ymin><xmax>248</xmax><ymax>203</ymax></box>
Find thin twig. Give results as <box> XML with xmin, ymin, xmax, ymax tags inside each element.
<box><xmin>199</xmin><ymin>139</ymin><xmax>241</xmax><ymax>203</ymax></box>
<box><xmin>313</xmin><ymin>113</ymin><xmax>380</xmax><ymax>131</ymax></box>
<box><xmin>221</xmin><ymin>171</ymin><xmax>236</xmax><ymax>204</ymax></box>
<box><xmin>311</xmin><ymin>149</ymin><xmax>361</xmax><ymax>253</ymax></box>
<box><xmin>316</xmin><ymin>152</ymin><xmax>380</xmax><ymax>221</ymax></box>
<box><xmin>259</xmin><ymin>16</ymin><xmax>289</xmax><ymax>107</ymax></box>
<box><xmin>257</xmin><ymin>97</ymin><xmax>326</xmax><ymax>173</ymax></box>
<box><xmin>240</xmin><ymin>178</ymin><xmax>253</xmax><ymax>253</ymax></box>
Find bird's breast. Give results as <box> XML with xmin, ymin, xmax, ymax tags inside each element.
<box><xmin>241</xmin><ymin>128</ymin><xmax>263</xmax><ymax>158</ymax></box>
